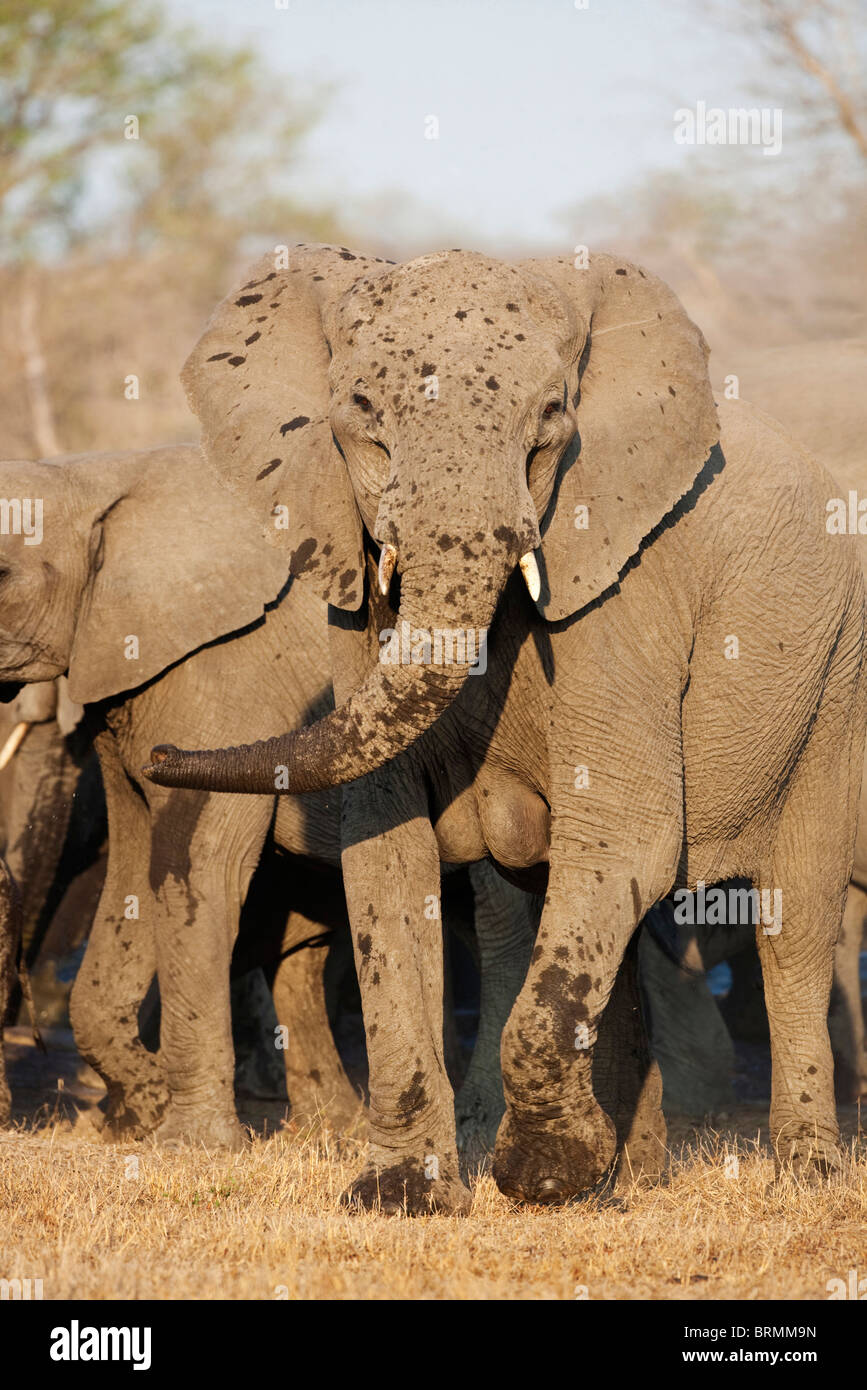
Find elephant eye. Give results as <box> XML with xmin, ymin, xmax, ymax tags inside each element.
<box><xmin>543</xmin><ymin>400</ymin><xmax>561</xmax><ymax>418</ymax></box>
<box><xmin>353</xmin><ymin>392</ymin><xmax>372</xmax><ymax>412</ymax></box>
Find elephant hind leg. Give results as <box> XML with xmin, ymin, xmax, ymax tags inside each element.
<box><xmin>270</xmin><ymin>910</ymin><xmax>363</xmax><ymax>1134</ymax></box>
<box><xmin>829</xmin><ymin>881</ymin><xmax>867</xmax><ymax>1103</ymax></box>
<box><xmin>758</xmin><ymin>716</ymin><xmax>862</xmax><ymax>1175</ymax></box>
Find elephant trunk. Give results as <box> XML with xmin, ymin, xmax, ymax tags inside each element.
<box><xmin>143</xmin><ymin>556</ymin><xmax>503</xmax><ymax>795</ymax></box>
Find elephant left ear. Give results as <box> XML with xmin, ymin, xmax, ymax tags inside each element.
<box><xmin>66</xmin><ymin>445</ymin><xmax>293</xmax><ymax>707</ymax></box>
<box><xmin>518</xmin><ymin>255</ymin><xmax>720</xmax><ymax>621</ymax></box>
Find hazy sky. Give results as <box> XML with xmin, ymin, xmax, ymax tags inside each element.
<box><xmin>176</xmin><ymin>0</ymin><xmax>807</xmax><ymax>249</ymax></box>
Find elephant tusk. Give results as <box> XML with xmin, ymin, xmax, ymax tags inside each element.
<box><xmin>0</xmin><ymin>721</ymin><xmax>31</xmax><ymax>770</ymax></box>
<box><xmin>519</xmin><ymin>551</ymin><xmax>541</xmax><ymax>602</ymax></box>
<box><xmin>378</xmin><ymin>543</ymin><xmax>399</xmax><ymax>597</ymax></box>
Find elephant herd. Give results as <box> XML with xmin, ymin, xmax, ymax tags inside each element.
<box><xmin>0</xmin><ymin>246</ymin><xmax>864</xmax><ymax>1213</ymax></box>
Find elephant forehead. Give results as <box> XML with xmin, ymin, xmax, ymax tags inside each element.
<box><xmin>336</xmin><ymin>253</ymin><xmax>545</xmax><ymax>339</ymax></box>
<box><xmin>335</xmin><ymin>350</ymin><xmax>558</xmax><ymax>431</ymax></box>
<box><xmin>334</xmin><ymin>317</ymin><xmax>561</xmax><ymax>398</ymax></box>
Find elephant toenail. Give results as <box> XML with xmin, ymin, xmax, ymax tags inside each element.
<box><xmin>534</xmin><ymin>1177</ymin><xmax>571</xmax><ymax>1204</ymax></box>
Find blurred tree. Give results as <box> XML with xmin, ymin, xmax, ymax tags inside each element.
<box><xmin>0</xmin><ymin>0</ymin><xmax>336</xmax><ymax>259</ymax></box>
<box><xmin>729</xmin><ymin>0</ymin><xmax>867</xmax><ymax>166</ymax></box>
<box><xmin>0</xmin><ymin>0</ymin><xmax>339</xmax><ymax>453</ymax></box>
<box><xmin>561</xmin><ymin>0</ymin><xmax>866</xmax><ymax>356</ymax></box>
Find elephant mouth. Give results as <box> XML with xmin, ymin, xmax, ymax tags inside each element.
<box><xmin>0</xmin><ymin>682</ymin><xmax>23</xmax><ymax>703</ymax></box>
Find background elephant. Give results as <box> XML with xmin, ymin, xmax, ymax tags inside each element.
<box><xmin>0</xmin><ymin>679</ymin><xmax>106</xmax><ymax>1030</ymax></box>
<box><xmin>724</xmin><ymin>342</ymin><xmax>867</xmax><ymax>1101</ymax></box>
<box><xmin>0</xmin><ymin>443</ymin><xmax>366</xmax><ymax>1145</ymax></box>
<box><xmin>638</xmin><ymin>342</ymin><xmax>867</xmax><ymax>1115</ymax></box>
<box><xmin>146</xmin><ymin>245</ymin><xmax>866</xmax><ymax>1212</ymax></box>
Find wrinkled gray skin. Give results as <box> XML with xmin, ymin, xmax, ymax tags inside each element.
<box><xmin>0</xmin><ymin>443</ymin><xmax>528</xmax><ymax>1148</ymax></box>
<box><xmin>641</xmin><ymin>342</ymin><xmax>867</xmax><ymax>1114</ymax></box>
<box><xmin>0</xmin><ymin>445</ymin><xmax>364</xmax><ymax>1144</ymax></box>
<box><xmin>146</xmin><ymin>246</ymin><xmax>866</xmax><ymax>1212</ymax></box>
<box><xmin>731</xmin><ymin>342</ymin><xmax>867</xmax><ymax>1101</ymax></box>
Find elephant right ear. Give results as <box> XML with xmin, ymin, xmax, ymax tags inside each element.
<box><xmin>182</xmin><ymin>244</ymin><xmax>382</xmax><ymax>611</ymax></box>
<box><xmin>518</xmin><ymin>255</ymin><xmax>720</xmax><ymax>621</ymax></box>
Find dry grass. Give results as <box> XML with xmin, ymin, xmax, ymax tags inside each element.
<box><xmin>1</xmin><ymin>1106</ymin><xmax>865</xmax><ymax>1301</ymax></box>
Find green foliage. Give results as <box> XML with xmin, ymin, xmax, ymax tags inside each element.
<box><xmin>0</xmin><ymin>0</ymin><xmax>337</xmax><ymax>262</ymax></box>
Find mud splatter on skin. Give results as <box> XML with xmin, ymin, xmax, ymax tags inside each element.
<box><xmin>342</xmin><ymin>1157</ymin><xmax>467</xmax><ymax>1215</ymax></box>
<box><xmin>149</xmin><ymin>790</ymin><xmax>209</xmax><ymax>927</ymax></box>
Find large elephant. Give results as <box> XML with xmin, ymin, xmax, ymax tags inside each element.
<box><xmin>146</xmin><ymin>245</ymin><xmax>866</xmax><ymax>1212</ymax></box>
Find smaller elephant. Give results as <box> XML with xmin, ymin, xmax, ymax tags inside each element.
<box><xmin>0</xmin><ymin>443</ymin><xmax>363</xmax><ymax>1146</ymax></box>
<box><xmin>714</xmin><ymin>342</ymin><xmax>867</xmax><ymax>1100</ymax></box>
<box><xmin>617</xmin><ymin>345</ymin><xmax>867</xmax><ymax>1121</ymax></box>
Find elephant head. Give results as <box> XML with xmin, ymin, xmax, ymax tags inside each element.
<box><xmin>0</xmin><ymin>445</ymin><xmax>289</xmax><ymax>706</ymax></box>
<box><xmin>144</xmin><ymin>245</ymin><xmax>718</xmax><ymax>793</ymax></box>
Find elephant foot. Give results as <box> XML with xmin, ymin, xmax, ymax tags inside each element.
<box><xmin>0</xmin><ymin>1077</ymin><xmax>10</xmax><ymax>1128</ymax></box>
<box><xmin>611</xmin><ymin>1110</ymin><xmax>668</xmax><ymax>1187</ymax></box>
<box><xmin>154</xmin><ymin>1103</ymin><xmax>247</xmax><ymax>1152</ymax></box>
<box><xmin>772</xmin><ymin>1126</ymin><xmax>842</xmax><ymax>1183</ymax></box>
<box><xmin>100</xmin><ymin>1080</ymin><xmax>169</xmax><ymax>1140</ymax></box>
<box><xmin>492</xmin><ymin>1104</ymin><xmax>617</xmax><ymax>1206</ymax></box>
<box><xmin>455</xmin><ymin>1083</ymin><xmax>503</xmax><ymax>1171</ymax></box>
<box><xmin>340</xmin><ymin>1149</ymin><xmax>472</xmax><ymax>1216</ymax></box>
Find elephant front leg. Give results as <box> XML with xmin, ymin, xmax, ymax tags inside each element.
<box><xmin>70</xmin><ymin>906</ymin><xmax>167</xmax><ymax>1138</ymax></box>
<box><xmin>340</xmin><ymin>769</ymin><xmax>471</xmax><ymax>1215</ymax></box>
<box><xmin>492</xmin><ymin>856</ymin><xmax>669</xmax><ymax>1206</ymax></box>
<box><xmin>150</xmin><ymin>790</ymin><xmax>272</xmax><ymax>1151</ymax></box>
<box><xmin>69</xmin><ymin>740</ymin><xmax>167</xmax><ymax>1138</ymax></box>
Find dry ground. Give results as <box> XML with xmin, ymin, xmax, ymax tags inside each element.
<box><xmin>1</xmin><ymin>1030</ymin><xmax>865</xmax><ymax>1301</ymax></box>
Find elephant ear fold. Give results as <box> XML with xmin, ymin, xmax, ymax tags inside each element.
<box><xmin>181</xmin><ymin>244</ymin><xmax>385</xmax><ymax>612</ymax></box>
<box><xmin>66</xmin><ymin>445</ymin><xmax>292</xmax><ymax>707</ymax></box>
<box><xmin>519</xmin><ymin>255</ymin><xmax>719</xmax><ymax>621</ymax></box>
